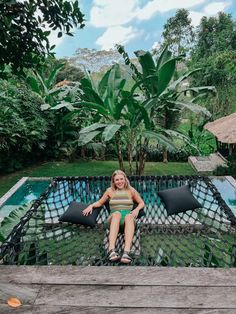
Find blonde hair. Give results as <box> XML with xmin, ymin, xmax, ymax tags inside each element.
<box><xmin>111</xmin><ymin>170</ymin><xmax>131</xmax><ymax>190</ymax></box>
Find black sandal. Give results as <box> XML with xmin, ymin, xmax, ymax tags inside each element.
<box><xmin>108</xmin><ymin>249</ymin><xmax>120</xmax><ymax>262</ymax></box>
<box><xmin>120</xmin><ymin>251</ymin><xmax>132</xmax><ymax>264</ymax></box>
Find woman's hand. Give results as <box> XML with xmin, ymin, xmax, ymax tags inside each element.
<box><xmin>82</xmin><ymin>205</ymin><xmax>93</xmax><ymax>216</ymax></box>
<box><xmin>131</xmin><ymin>208</ymin><xmax>139</xmax><ymax>218</ymax></box>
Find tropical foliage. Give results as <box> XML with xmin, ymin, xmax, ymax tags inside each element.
<box><xmin>0</xmin><ymin>79</ymin><xmax>50</xmax><ymax>172</ymax></box>
<box><xmin>0</xmin><ymin>7</ymin><xmax>235</xmax><ymax>175</ymax></box>
<box><xmin>0</xmin><ymin>0</ymin><xmax>84</xmax><ymax>76</ymax></box>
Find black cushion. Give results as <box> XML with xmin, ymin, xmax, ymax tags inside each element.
<box><xmin>59</xmin><ymin>201</ymin><xmax>101</xmax><ymax>227</ymax></box>
<box><xmin>158</xmin><ymin>185</ymin><xmax>202</xmax><ymax>216</ymax></box>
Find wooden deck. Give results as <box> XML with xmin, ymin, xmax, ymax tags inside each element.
<box><xmin>0</xmin><ymin>266</ymin><xmax>236</xmax><ymax>313</ymax></box>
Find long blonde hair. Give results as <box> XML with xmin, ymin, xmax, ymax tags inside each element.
<box><xmin>111</xmin><ymin>170</ymin><xmax>131</xmax><ymax>190</ymax></box>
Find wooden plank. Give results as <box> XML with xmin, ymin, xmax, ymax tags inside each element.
<box><xmin>35</xmin><ymin>285</ymin><xmax>236</xmax><ymax>308</ymax></box>
<box><xmin>0</xmin><ymin>305</ymin><xmax>34</xmax><ymax>314</ymax></box>
<box><xmin>0</xmin><ymin>305</ymin><xmax>235</xmax><ymax>314</ymax></box>
<box><xmin>0</xmin><ymin>283</ymin><xmax>41</xmax><ymax>305</ymax></box>
<box><xmin>1</xmin><ymin>266</ymin><xmax>236</xmax><ymax>286</ymax></box>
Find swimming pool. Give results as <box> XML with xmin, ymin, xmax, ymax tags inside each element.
<box><xmin>0</xmin><ymin>176</ymin><xmax>236</xmax><ymax>220</ymax></box>
<box><xmin>0</xmin><ymin>178</ymin><xmax>51</xmax><ymax>220</ymax></box>
<box><xmin>211</xmin><ymin>177</ymin><xmax>236</xmax><ymax>211</ymax></box>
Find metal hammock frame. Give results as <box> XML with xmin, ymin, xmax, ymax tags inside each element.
<box><xmin>0</xmin><ymin>175</ymin><xmax>236</xmax><ymax>267</ymax></box>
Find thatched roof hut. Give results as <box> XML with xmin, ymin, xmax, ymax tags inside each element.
<box><xmin>204</xmin><ymin>112</ymin><xmax>236</xmax><ymax>156</ymax></box>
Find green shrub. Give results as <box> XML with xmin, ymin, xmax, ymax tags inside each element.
<box><xmin>0</xmin><ymin>79</ymin><xmax>51</xmax><ymax>172</ymax></box>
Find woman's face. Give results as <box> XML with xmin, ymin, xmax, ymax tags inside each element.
<box><xmin>113</xmin><ymin>174</ymin><xmax>125</xmax><ymax>189</ymax></box>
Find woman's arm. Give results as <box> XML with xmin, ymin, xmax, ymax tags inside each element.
<box><xmin>82</xmin><ymin>188</ymin><xmax>110</xmax><ymax>216</ymax></box>
<box><xmin>130</xmin><ymin>188</ymin><xmax>145</xmax><ymax>218</ymax></box>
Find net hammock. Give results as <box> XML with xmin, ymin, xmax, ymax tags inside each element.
<box><xmin>0</xmin><ymin>175</ymin><xmax>236</xmax><ymax>267</ymax></box>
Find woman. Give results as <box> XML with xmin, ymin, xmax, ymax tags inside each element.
<box><xmin>83</xmin><ymin>170</ymin><xmax>145</xmax><ymax>264</ymax></box>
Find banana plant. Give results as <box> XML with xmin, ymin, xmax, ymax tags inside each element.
<box><xmin>69</xmin><ymin>63</ymin><xmax>146</xmax><ymax>172</ymax></box>
<box><xmin>117</xmin><ymin>45</ymin><xmax>215</xmax><ymax>165</ymax></box>
<box><xmin>25</xmin><ymin>63</ymin><xmax>65</xmax><ymax>106</ymax></box>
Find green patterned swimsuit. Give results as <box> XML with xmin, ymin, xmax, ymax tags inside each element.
<box><xmin>109</xmin><ymin>189</ymin><xmax>133</xmax><ymax>226</ymax></box>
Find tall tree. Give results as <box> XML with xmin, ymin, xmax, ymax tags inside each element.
<box><xmin>161</xmin><ymin>9</ymin><xmax>195</xmax><ymax>56</ymax></box>
<box><xmin>193</xmin><ymin>12</ymin><xmax>236</xmax><ymax>61</ymax></box>
<box><xmin>0</xmin><ymin>0</ymin><xmax>85</xmax><ymax>76</ymax></box>
<box><xmin>191</xmin><ymin>12</ymin><xmax>236</xmax><ymax>116</ymax></box>
<box><xmin>70</xmin><ymin>48</ymin><xmax>124</xmax><ymax>73</ymax></box>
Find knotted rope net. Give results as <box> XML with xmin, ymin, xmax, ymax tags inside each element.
<box><xmin>0</xmin><ymin>175</ymin><xmax>236</xmax><ymax>267</ymax></box>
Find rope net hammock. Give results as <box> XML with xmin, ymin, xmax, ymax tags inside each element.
<box><xmin>0</xmin><ymin>175</ymin><xmax>236</xmax><ymax>267</ymax></box>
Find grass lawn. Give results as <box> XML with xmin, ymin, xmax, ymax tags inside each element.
<box><xmin>0</xmin><ymin>160</ymin><xmax>196</xmax><ymax>198</ymax></box>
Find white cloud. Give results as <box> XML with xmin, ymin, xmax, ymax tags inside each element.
<box><xmin>135</xmin><ymin>0</ymin><xmax>206</xmax><ymax>20</ymax></box>
<box><xmin>90</xmin><ymin>0</ymin><xmax>207</xmax><ymax>27</ymax></box>
<box><xmin>189</xmin><ymin>11</ymin><xmax>205</xmax><ymax>26</ymax></box>
<box><xmin>189</xmin><ymin>1</ymin><xmax>231</xmax><ymax>27</ymax></box>
<box><xmin>90</xmin><ymin>0</ymin><xmax>137</xmax><ymax>27</ymax></box>
<box><xmin>96</xmin><ymin>26</ymin><xmax>140</xmax><ymax>50</ymax></box>
<box><xmin>203</xmin><ymin>1</ymin><xmax>230</xmax><ymax>15</ymax></box>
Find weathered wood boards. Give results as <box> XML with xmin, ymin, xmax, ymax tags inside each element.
<box><xmin>0</xmin><ymin>266</ymin><xmax>236</xmax><ymax>313</ymax></box>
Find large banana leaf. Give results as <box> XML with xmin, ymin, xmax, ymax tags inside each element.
<box><xmin>26</xmin><ymin>75</ymin><xmax>41</xmax><ymax>94</ymax></box>
<box><xmin>98</xmin><ymin>68</ymin><xmax>112</xmax><ymax>97</ymax></box>
<box><xmin>0</xmin><ymin>203</ymin><xmax>32</xmax><ymax>242</ymax></box>
<box><xmin>131</xmin><ymin>102</ymin><xmax>151</xmax><ymax>129</ymax></box>
<box><xmin>105</xmin><ymin>64</ymin><xmax>126</xmax><ymax>116</ymax></box>
<box><xmin>168</xmin><ymin>68</ymin><xmax>201</xmax><ymax>90</ymax></box>
<box><xmin>143</xmin><ymin>130</ymin><xmax>176</xmax><ymax>150</ymax></box>
<box><xmin>134</xmin><ymin>50</ymin><xmax>156</xmax><ymax>78</ymax></box>
<box><xmin>130</xmin><ymin>75</ymin><xmax>158</xmax><ymax>95</ymax></box>
<box><xmin>46</xmin><ymin>63</ymin><xmax>64</xmax><ymax>88</ymax></box>
<box><xmin>181</xmin><ymin>86</ymin><xmax>216</xmax><ymax>95</ymax></box>
<box><xmin>73</xmin><ymin>101</ymin><xmax>108</xmax><ymax>116</ymax></box>
<box><xmin>155</xmin><ymin>45</ymin><xmax>172</xmax><ymax>71</ymax></box>
<box><xmin>84</xmin><ymin>69</ymin><xmax>98</xmax><ymax>93</ymax></box>
<box><xmin>166</xmin><ymin>100</ymin><xmax>211</xmax><ymax>117</ymax></box>
<box><xmin>80</xmin><ymin>78</ymin><xmax>104</xmax><ymax>105</ymax></box>
<box><xmin>157</xmin><ymin>58</ymin><xmax>176</xmax><ymax>96</ymax></box>
<box><xmin>78</xmin><ymin>130</ymin><xmax>101</xmax><ymax>145</ymax></box>
<box><xmin>50</xmin><ymin>101</ymin><xmax>76</xmax><ymax>111</ymax></box>
<box><xmin>79</xmin><ymin>123</ymin><xmax>107</xmax><ymax>134</ymax></box>
<box><xmin>134</xmin><ymin>51</ymin><xmax>158</xmax><ymax>95</ymax></box>
<box><xmin>164</xmin><ymin>129</ymin><xmax>200</xmax><ymax>153</ymax></box>
<box><xmin>102</xmin><ymin>124</ymin><xmax>122</xmax><ymax>141</ymax></box>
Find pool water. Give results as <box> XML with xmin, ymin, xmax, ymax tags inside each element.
<box><xmin>211</xmin><ymin>178</ymin><xmax>236</xmax><ymax>209</ymax></box>
<box><xmin>0</xmin><ymin>180</ymin><xmax>50</xmax><ymax>220</ymax></box>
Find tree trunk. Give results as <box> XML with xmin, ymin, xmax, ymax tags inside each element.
<box><xmin>163</xmin><ymin>149</ymin><xmax>168</xmax><ymax>163</ymax></box>
<box><xmin>135</xmin><ymin>136</ymin><xmax>141</xmax><ymax>175</ymax></box>
<box><xmin>127</xmin><ymin>141</ymin><xmax>133</xmax><ymax>175</ymax></box>
<box><xmin>117</xmin><ymin>137</ymin><xmax>124</xmax><ymax>171</ymax></box>
<box><xmin>137</xmin><ymin>138</ymin><xmax>148</xmax><ymax>175</ymax></box>
<box><xmin>81</xmin><ymin>147</ymin><xmax>86</xmax><ymax>159</ymax></box>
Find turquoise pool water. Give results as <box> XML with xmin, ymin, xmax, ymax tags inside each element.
<box><xmin>211</xmin><ymin>178</ymin><xmax>236</xmax><ymax>209</ymax></box>
<box><xmin>0</xmin><ymin>180</ymin><xmax>50</xmax><ymax>219</ymax></box>
<box><xmin>0</xmin><ymin>177</ymin><xmax>236</xmax><ymax>220</ymax></box>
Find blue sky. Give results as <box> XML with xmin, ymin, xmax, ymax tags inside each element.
<box><xmin>52</xmin><ymin>0</ymin><xmax>236</xmax><ymax>58</ymax></box>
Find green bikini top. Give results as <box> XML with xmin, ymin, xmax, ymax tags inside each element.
<box><xmin>109</xmin><ymin>189</ymin><xmax>133</xmax><ymax>211</ymax></box>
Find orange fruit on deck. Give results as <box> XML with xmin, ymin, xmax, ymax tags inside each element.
<box><xmin>7</xmin><ymin>297</ymin><xmax>22</xmax><ymax>308</ymax></box>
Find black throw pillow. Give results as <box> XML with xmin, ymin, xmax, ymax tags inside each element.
<box><xmin>59</xmin><ymin>201</ymin><xmax>101</xmax><ymax>227</ymax></box>
<box><xmin>158</xmin><ymin>185</ymin><xmax>202</xmax><ymax>216</ymax></box>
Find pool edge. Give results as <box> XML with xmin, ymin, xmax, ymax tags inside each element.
<box><xmin>0</xmin><ymin>177</ymin><xmax>29</xmax><ymax>207</ymax></box>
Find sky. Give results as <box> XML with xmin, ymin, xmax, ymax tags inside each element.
<box><xmin>52</xmin><ymin>0</ymin><xmax>236</xmax><ymax>58</ymax></box>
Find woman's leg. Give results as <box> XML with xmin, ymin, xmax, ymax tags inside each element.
<box><xmin>108</xmin><ymin>211</ymin><xmax>122</xmax><ymax>251</ymax></box>
<box><xmin>123</xmin><ymin>214</ymin><xmax>135</xmax><ymax>252</ymax></box>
